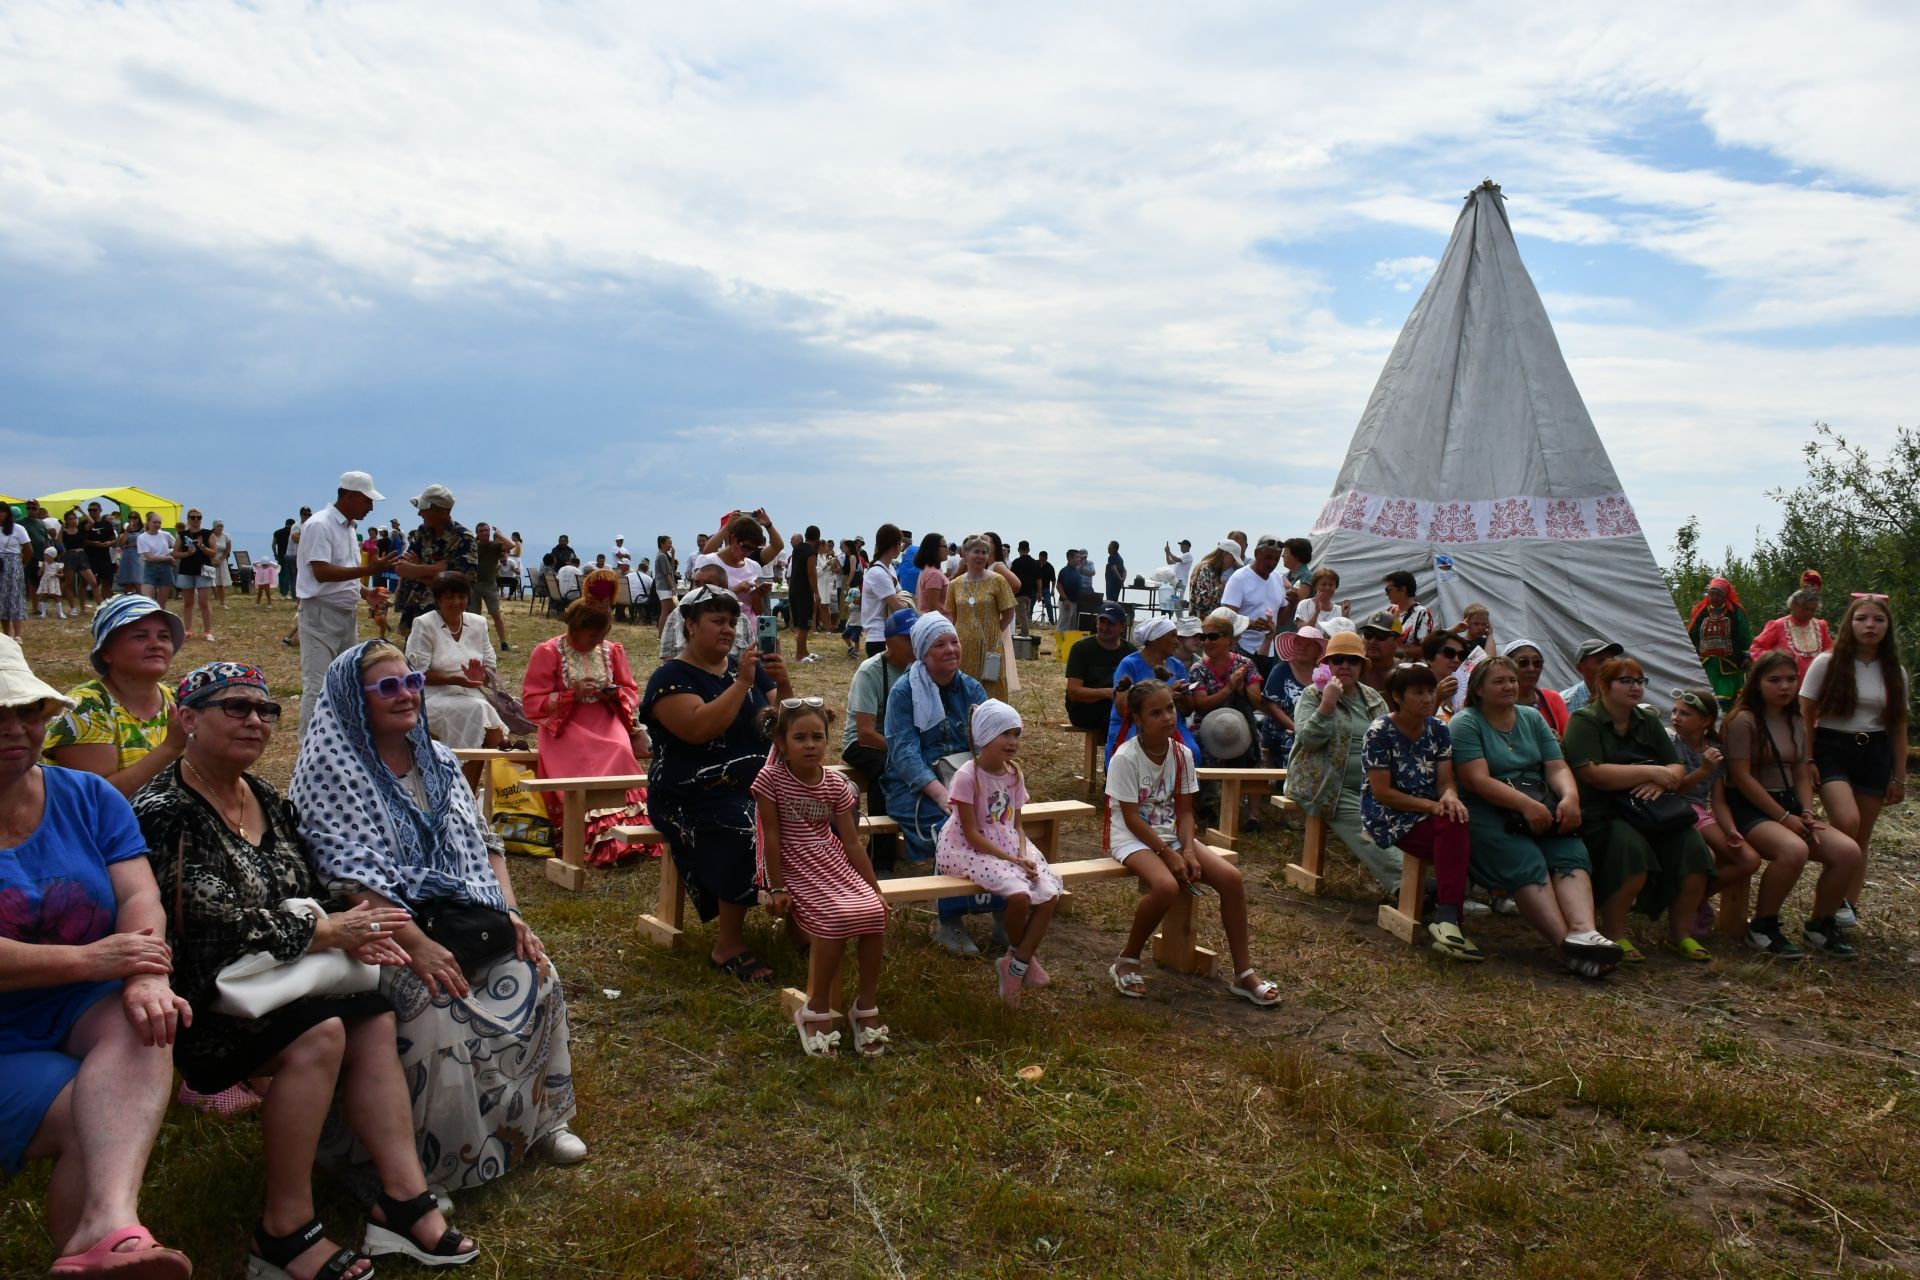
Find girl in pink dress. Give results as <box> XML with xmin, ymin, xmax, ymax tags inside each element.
<box><xmin>752</xmin><ymin>699</ymin><xmax>890</xmax><ymax>1058</ymax></box>
<box><xmin>935</xmin><ymin>700</ymin><xmax>1064</xmax><ymax>1006</ymax></box>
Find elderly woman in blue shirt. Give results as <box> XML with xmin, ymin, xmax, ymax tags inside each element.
<box><xmin>881</xmin><ymin>614</ymin><xmax>993</xmax><ymax>952</ymax></box>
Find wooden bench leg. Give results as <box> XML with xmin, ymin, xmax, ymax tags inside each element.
<box><xmin>1715</xmin><ymin>879</ymin><xmax>1751</xmax><ymax>939</ymax></box>
<box><xmin>636</xmin><ymin>852</ymin><xmax>686</xmax><ymax>949</ymax></box>
<box><xmin>1205</xmin><ymin>779</ymin><xmax>1243</xmax><ymax>850</ymax></box>
<box><xmin>1082</xmin><ymin>733</ymin><xmax>1098</xmax><ymax>798</ymax></box>
<box><xmin>1283</xmin><ymin>815</ymin><xmax>1327</xmax><ymax>895</ymax></box>
<box><xmin>1151</xmin><ymin>890</ymin><xmax>1219</xmax><ymax>977</ymax></box>
<box><xmin>1028</xmin><ymin>816</ymin><xmax>1061</xmax><ymax>861</ymax></box>
<box><xmin>1376</xmin><ymin>851</ymin><xmax>1424</xmax><ymax>943</ymax></box>
<box><xmin>545</xmin><ymin>793</ymin><xmax>589</xmax><ymax>890</ymax></box>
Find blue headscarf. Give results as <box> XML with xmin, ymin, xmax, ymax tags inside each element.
<box><xmin>290</xmin><ymin>640</ymin><xmax>505</xmax><ymax>911</ymax></box>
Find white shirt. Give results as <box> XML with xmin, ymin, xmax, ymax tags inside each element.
<box><xmin>556</xmin><ymin>564</ymin><xmax>582</xmax><ymax>596</ymax></box>
<box><xmin>1105</xmin><ymin>737</ymin><xmax>1198</xmax><ymax>858</ymax></box>
<box><xmin>295</xmin><ymin>506</ymin><xmax>361</xmax><ymax>605</ymax></box>
<box><xmin>136</xmin><ymin>530</ymin><xmax>174</xmax><ymax>562</ymax></box>
<box><xmin>861</xmin><ymin>562</ymin><xmax>901</xmax><ymax>641</ymax></box>
<box><xmin>1802</xmin><ymin>652</ymin><xmax>1906</xmax><ymax>734</ymax></box>
<box><xmin>626</xmin><ymin>569</ymin><xmax>652</xmax><ymax>599</ymax></box>
<box><xmin>1221</xmin><ymin>565</ymin><xmax>1289</xmax><ymax>655</ymax></box>
<box><xmin>1170</xmin><ymin>551</ymin><xmax>1194</xmax><ymax>595</ymax></box>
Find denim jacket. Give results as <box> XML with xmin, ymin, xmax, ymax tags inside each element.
<box><xmin>1285</xmin><ymin>682</ymin><xmax>1387</xmax><ymax>817</ymax></box>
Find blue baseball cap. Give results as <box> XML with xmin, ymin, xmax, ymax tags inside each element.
<box><xmin>884</xmin><ymin>608</ymin><xmax>919</xmax><ymax>638</ymax></box>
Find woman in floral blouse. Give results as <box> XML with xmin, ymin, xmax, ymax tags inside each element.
<box><xmin>1362</xmin><ymin>663</ymin><xmax>1476</xmax><ymax>960</ymax></box>
<box><xmin>134</xmin><ymin>661</ymin><xmax>476</xmax><ymax>1277</ymax></box>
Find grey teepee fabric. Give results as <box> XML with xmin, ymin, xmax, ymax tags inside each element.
<box><xmin>1310</xmin><ymin>180</ymin><xmax>1705</xmax><ymax>697</ymax></box>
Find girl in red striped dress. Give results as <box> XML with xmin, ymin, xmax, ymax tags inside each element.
<box><xmin>752</xmin><ymin>699</ymin><xmax>890</xmax><ymax>1058</ymax></box>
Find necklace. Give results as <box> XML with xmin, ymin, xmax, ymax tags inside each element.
<box><xmin>1785</xmin><ymin>618</ymin><xmax>1820</xmax><ymax>657</ymax></box>
<box><xmin>183</xmin><ymin>757</ymin><xmax>249</xmax><ymax>841</ymax></box>
<box><xmin>447</xmin><ymin>614</ymin><xmax>463</xmax><ymax>641</ymax></box>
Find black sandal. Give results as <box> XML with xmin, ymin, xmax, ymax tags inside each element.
<box><xmin>710</xmin><ymin>951</ymin><xmax>774</xmax><ymax>984</ymax></box>
<box><xmin>250</xmin><ymin>1217</ymin><xmax>375</xmax><ymax>1280</ymax></box>
<box><xmin>362</xmin><ymin>1190</ymin><xmax>478</xmax><ymax>1268</ymax></box>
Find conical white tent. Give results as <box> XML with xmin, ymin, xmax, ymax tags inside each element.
<box><xmin>1310</xmin><ymin>180</ymin><xmax>1704</xmax><ymax>697</ymax></box>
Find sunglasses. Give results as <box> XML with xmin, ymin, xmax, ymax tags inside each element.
<box><xmin>363</xmin><ymin>672</ymin><xmax>427</xmax><ymax>698</ymax></box>
<box><xmin>1436</xmin><ymin>648</ymin><xmax>1465</xmax><ymax>661</ymax></box>
<box><xmin>0</xmin><ymin>698</ymin><xmax>56</xmax><ymax>725</ymax></box>
<box><xmin>1512</xmin><ymin>656</ymin><xmax>1544</xmax><ymax>669</ymax></box>
<box><xmin>201</xmin><ymin>697</ymin><xmax>283</xmax><ymax>723</ymax></box>
<box><xmin>1851</xmin><ymin>592</ymin><xmax>1890</xmax><ymax>602</ymax></box>
<box><xmin>1203</xmin><ymin>630</ymin><xmax>1232</xmax><ymax>640</ymax></box>
<box><xmin>779</xmin><ymin>697</ymin><xmax>826</xmax><ymax>710</ymax></box>
<box><xmin>1326</xmin><ymin>655</ymin><xmax>1364</xmax><ymax>667</ymax></box>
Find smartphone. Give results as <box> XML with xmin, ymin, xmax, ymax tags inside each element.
<box><xmin>756</xmin><ymin>613</ymin><xmax>780</xmax><ymax>654</ymax></box>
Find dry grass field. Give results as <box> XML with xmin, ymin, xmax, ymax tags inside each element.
<box><xmin>4</xmin><ymin>594</ymin><xmax>1919</xmax><ymax>1278</ymax></box>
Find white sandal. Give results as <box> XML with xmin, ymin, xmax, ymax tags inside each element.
<box><xmin>1109</xmin><ymin>960</ymin><xmax>1147</xmax><ymax>999</ymax></box>
<box><xmin>1227</xmin><ymin>968</ymin><xmax>1280</xmax><ymax>1007</ymax></box>
<box><xmin>793</xmin><ymin>1004</ymin><xmax>841</xmax><ymax>1058</ymax></box>
<box><xmin>848</xmin><ymin>1005</ymin><xmax>891</xmax><ymax>1058</ymax></box>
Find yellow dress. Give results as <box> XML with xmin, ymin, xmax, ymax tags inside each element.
<box><xmin>950</xmin><ymin>572</ymin><xmax>1015</xmax><ymax>700</ymax></box>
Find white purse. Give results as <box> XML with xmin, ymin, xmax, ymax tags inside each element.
<box><xmin>209</xmin><ymin>897</ymin><xmax>380</xmax><ymax>1019</ymax></box>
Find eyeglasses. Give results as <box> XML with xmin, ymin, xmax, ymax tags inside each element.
<box><xmin>1612</xmin><ymin>676</ymin><xmax>1646</xmax><ymax>687</ymax></box>
<box><xmin>363</xmin><ymin>672</ymin><xmax>427</xmax><ymax>698</ymax></box>
<box><xmin>1326</xmin><ymin>655</ymin><xmax>1364</xmax><ymax>667</ymax></box>
<box><xmin>779</xmin><ymin>697</ymin><xmax>826</xmax><ymax>710</ymax></box>
<box><xmin>0</xmin><ymin>699</ymin><xmax>56</xmax><ymax>725</ymax></box>
<box><xmin>201</xmin><ymin>698</ymin><xmax>283</xmax><ymax>723</ymax></box>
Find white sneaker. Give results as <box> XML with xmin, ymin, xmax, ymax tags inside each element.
<box><xmin>1462</xmin><ymin>899</ymin><xmax>1491</xmax><ymax>916</ymax></box>
<box><xmin>536</xmin><ymin>1126</ymin><xmax>588</xmax><ymax>1165</ymax></box>
<box><xmin>1833</xmin><ymin>900</ymin><xmax>1859</xmax><ymax>931</ymax></box>
<box><xmin>1492</xmin><ymin>895</ymin><xmax>1520</xmax><ymax>916</ymax></box>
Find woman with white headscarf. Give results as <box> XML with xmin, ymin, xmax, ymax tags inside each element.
<box><xmin>1105</xmin><ymin>617</ymin><xmax>1196</xmax><ymax>762</ymax></box>
<box><xmin>881</xmin><ymin>613</ymin><xmax>992</xmax><ymax>953</ymax></box>
<box><xmin>291</xmin><ymin>640</ymin><xmax>585</xmax><ymax>1208</ymax></box>
<box><xmin>1186</xmin><ymin>540</ymin><xmax>1242</xmax><ymax>618</ymax></box>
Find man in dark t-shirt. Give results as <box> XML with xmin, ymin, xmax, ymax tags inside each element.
<box><xmin>1009</xmin><ymin>541</ymin><xmax>1040</xmax><ymax>637</ymax></box>
<box><xmin>788</xmin><ymin>525</ymin><xmax>820</xmax><ymax>663</ymax></box>
<box><xmin>1034</xmin><ymin>552</ymin><xmax>1057</xmax><ymax>627</ymax></box>
<box><xmin>82</xmin><ymin>503</ymin><xmax>118</xmax><ymax>604</ymax></box>
<box><xmin>1105</xmin><ymin>541</ymin><xmax>1126</xmax><ymax>602</ymax></box>
<box><xmin>1064</xmin><ymin>602</ymin><xmax>1136</xmax><ymax>732</ymax></box>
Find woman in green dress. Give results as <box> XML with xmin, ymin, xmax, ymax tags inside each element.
<box><xmin>1687</xmin><ymin>577</ymin><xmax>1752</xmax><ymax>710</ymax></box>
<box><xmin>1561</xmin><ymin>655</ymin><xmax>1716</xmax><ymax>963</ymax></box>
<box><xmin>1451</xmin><ymin>656</ymin><xmax>1623</xmax><ymax>977</ymax></box>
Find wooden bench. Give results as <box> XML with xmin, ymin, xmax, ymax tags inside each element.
<box><xmin>774</xmin><ymin>843</ymin><xmax>1239</xmax><ymax>1021</ymax></box>
<box><xmin>1196</xmin><ymin>766</ymin><xmax>1287</xmax><ymax>850</ymax></box>
<box><xmin>621</xmin><ymin>799</ymin><xmax>1095</xmax><ymax>952</ymax></box>
<box><xmin>450</xmin><ymin>748</ymin><xmax>538</xmax><ymax>824</ymax></box>
<box><xmin>1271</xmin><ymin>795</ymin><xmax>1425</xmax><ymax>944</ymax></box>
<box><xmin>1055</xmin><ymin>722</ymin><xmax>1104</xmax><ymax>797</ymax></box>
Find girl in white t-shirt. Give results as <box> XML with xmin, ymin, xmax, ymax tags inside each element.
<box><xmin>35</xmin><ymin>546</ymin><xmax>68</xmax><ymax>618</ymax></box>
<box><xmin>934</xmin><ymin>701</ymin><xmax>1063</xmax><ymax>1007</ymax></box>
<box><xmin>1799</xmin><ymin>594</ymin><xmax>1909</xmax><ymax>931</ymax></box>
<box><xmin>1104</xmin><ymin>679</ymin><xmax>1278</xmax><ymax>1007</ymax></box>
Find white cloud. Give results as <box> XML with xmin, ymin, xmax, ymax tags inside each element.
<box><xmin>1</xmin><ymin>1</ymin><xmax>1918</xmax><ymax>558</ymax></box>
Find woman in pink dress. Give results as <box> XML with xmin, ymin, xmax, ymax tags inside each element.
<box><xmin>521</xmin><ymin>571</ymin><xmax>653</xmax><ymax>864</ymax></box>
<box><xmin>1749</xmin><ymin>586</ymin><xmax>1831</xmax><ymax>683</ymax></box>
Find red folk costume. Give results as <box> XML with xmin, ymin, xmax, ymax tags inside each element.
<box><xmin>522</xmin><ymin>572</ymin><xmax>654</xmax><ymax>863</ymax></box>
<box><xmin>1748</xmin><ymin>569</ymin><xmax>1832</xmax><ymax>683</ymax></box>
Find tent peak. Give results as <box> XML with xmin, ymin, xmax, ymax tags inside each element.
<box><xmin>1468</xmin><ymin>178</ymin><xmax>1503</xmax><ymax>202</ymax></box>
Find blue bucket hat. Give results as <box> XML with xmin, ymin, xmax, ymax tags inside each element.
<box><xmin>89</xmin><ymin>594</ymin><xmax>186</xmax><ymax>676</ymax></box>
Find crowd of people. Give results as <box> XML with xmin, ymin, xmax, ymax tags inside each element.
<box><xmin>0</xmin><ymin>484</ymin><xmax>1909</xmax><ymax>1274</ymax></box>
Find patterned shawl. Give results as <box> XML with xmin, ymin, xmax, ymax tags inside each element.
<box><xmin>289</xmin><ymin>641</ymin><xmax>505</xmax><ymax>911</ymax></box>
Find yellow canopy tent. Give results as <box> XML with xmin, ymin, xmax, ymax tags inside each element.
<box><xmin>38</xmin><ymin>486</ymin><xmax>182</xmax><ymax>528</ymax></box>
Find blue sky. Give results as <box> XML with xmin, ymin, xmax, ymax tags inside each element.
<box><xmin>4</xmin><ymin>1</ymin><xmax>1918</xmax><ymax>570</ymax></box>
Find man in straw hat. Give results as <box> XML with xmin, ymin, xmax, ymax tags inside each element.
<box><xmin>0</xmin><ymin>634</ymin><xmax>195</xmax><ymax>1277</ymax></box>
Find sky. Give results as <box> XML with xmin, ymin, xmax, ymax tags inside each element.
<box><xmin>4</xmin><ymin>1</ymin><xmax>1918</xmax><ymax>569</ymax></box>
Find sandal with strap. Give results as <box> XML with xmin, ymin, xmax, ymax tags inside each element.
<box><xmin>249</xmin><ymin>1218</ymin><xmax>373</xmax><ymax>1280</ymax></box>
<box><xmin>792</xmin><ymin>1003</ymin><xmax>841</xmax><ymax>1058</ymax></box>
<box><xmin>362</xmin><ymin>1191</ymin><xmax>478</xmax><ymax>1268</ymax></box>
<box><xmin>48</xmin><ymin>1225</ymin><xmax>191</xmax><ymax>1278</ymax></box>
<box><xmin>848</xmin><ymin>1005</ymin><xmax>891</xmax><ymax>1058</ymax></box>
<box><xmin>1109</xmin><ymin>960</ymin><xmax>1147</xmax><ymax>999</ymax></box>
<box><xmin>710</xmin><ymin>951</ymin><xmax>774</xmax><ymax>984</ymax></box>
<box><xmin>1226</xmin><ymin>968</ymin><xmax>1281</xmax><ymax>1008</ymax></box>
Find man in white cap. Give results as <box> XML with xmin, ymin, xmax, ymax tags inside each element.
<box><xmin>296</xmin><ymin>471</ymin><xmax>397</xmax><ymax>733</ymax></box>
<box><xmin>392</xmin><ymin>483</ymin><xmax>477</xmax><ymax>636</ymax></box>
<box><xmin>1163</xmin><ymin>538</ymin><xmax>1194</xmax><ymax>616</ymax></box>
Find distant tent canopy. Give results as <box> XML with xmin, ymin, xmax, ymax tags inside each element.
<box><xmin>1309</xmin><ymin>180</ymin><xmax>1705</xmax><ymax>697</ymax></box>
<box><xmin>37</xmin><ymin>486</ymin><xmax>183</xmax><ymax>529</ymax></box>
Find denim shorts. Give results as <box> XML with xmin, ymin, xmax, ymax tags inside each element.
<box><xmin>1813</xmin><ymin>728</ymin><xmax>1895</xmax><ymax>797</ymax></box>
<box><xmin>141</xmin><ymin>561</ymin><xmax>173</xmax><ymax>588</ymax></box>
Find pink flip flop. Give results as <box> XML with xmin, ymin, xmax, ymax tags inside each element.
<box><xmin>48</xmin><ymin>1225</ymin><xmax>192</xmax><ymax>1278</ymax></box>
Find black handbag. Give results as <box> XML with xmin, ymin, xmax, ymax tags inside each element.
<box><xmin>416</xmin><ymin>899</ymin><xmax>515</xmax><ymax>974</ymax></box>
<box><xmin>1501</xmin><ymin>775</ymin><xmax>1554</xmax><ymax>836</ymax></box>
<box><xmin>1608</xmin><ymin>744</ymin><xmax>1696</xmax><ymax>835</ymax></box>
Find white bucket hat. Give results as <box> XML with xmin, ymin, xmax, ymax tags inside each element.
<box><xmin>0</xmin><ymin>635</ymin><xmax>75</xmax><ymax>711</ymax></box>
